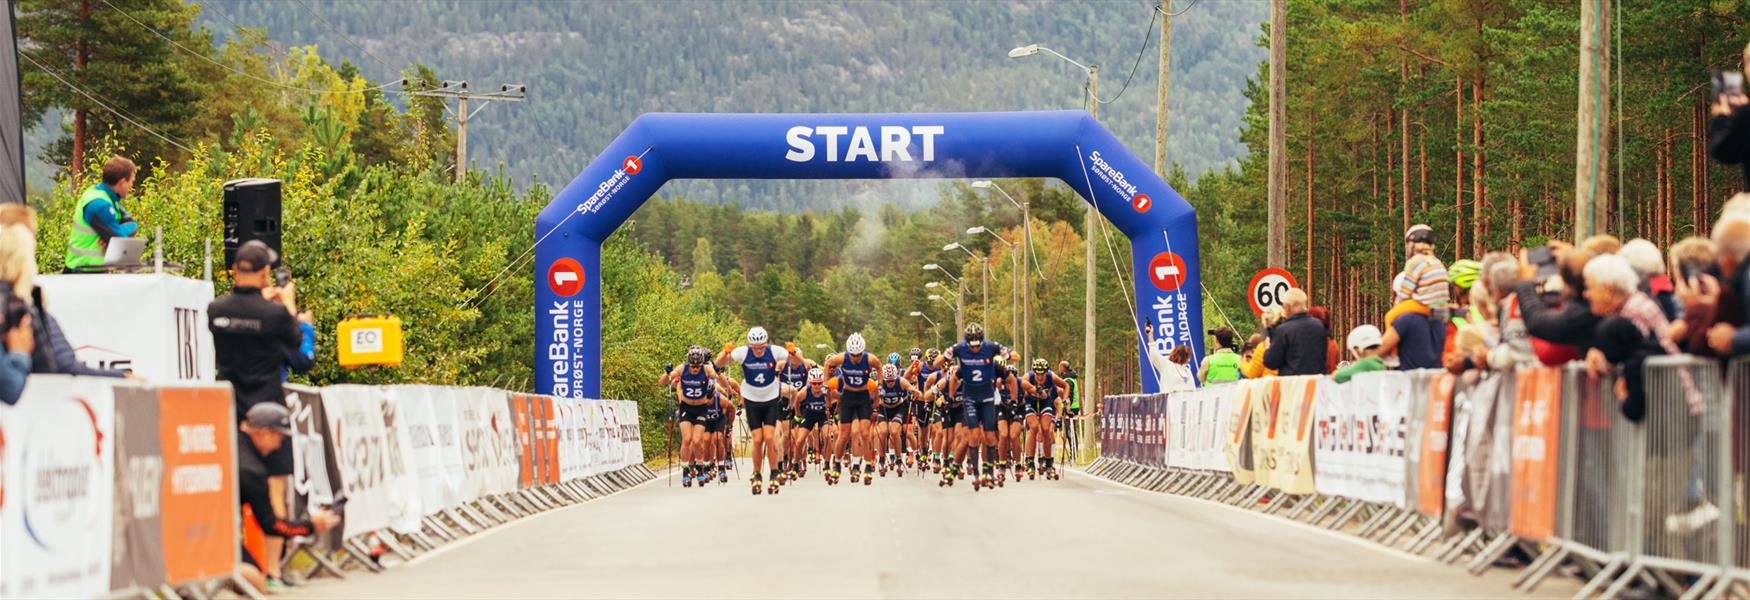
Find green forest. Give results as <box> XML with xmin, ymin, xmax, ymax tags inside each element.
<box><xmin>18</xmin><ymin>0</ymin><xmax>1750</xmax><ymax>459</ymax></box>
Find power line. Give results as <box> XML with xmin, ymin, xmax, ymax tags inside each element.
<box><xmin>291</xmin><ymin>0</ymin><xmax>402</xmax><ymax>76</ymax></box>
<box><xmin>1166</xmin><ymin>0</ymin><xmax>1201</xmax><ymax>18</ymax></box>
<box><xmin>1094</xmin><ymin>1</ymin><xmax>1161</xmax><ymax>105</ymax></box>
<box><xmin>18</xmin><ymin>51</ymin><xmax>198</xmax><ymax>155</ymax></box>
<box><xmin>101</xmin><ymin>0</ymin><xmax>403</xmax><ymax>96</ymax></box>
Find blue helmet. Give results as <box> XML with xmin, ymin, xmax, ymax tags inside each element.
<box><xmin>887</xmin><ymin>352</ymin><xmax>902</xmax><ymax>365</ymax></box>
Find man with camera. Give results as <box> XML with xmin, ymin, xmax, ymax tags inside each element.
<box><xmin>1709</xmin><ymin>49</ymin><xmax>1750</xmax><ymax>187</ymax></box>
<box><xmin>209</xmin><ymin>240</ymin><xmax>303</xmax><ymax>590</ymax></box>
<box><xmin>236</xmin><ymin>403</ymin><xmax>339</xmax><ymax>593</ymax></box>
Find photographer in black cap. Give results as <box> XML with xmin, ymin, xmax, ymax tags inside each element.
<box><xmin>209</xmin><ymin>240</ymin><xmax>303</xmax><ymax>590</ymax></box>
<box><xmin>236</xmin><ymin>403</ymin><xmax>338</xmax><ymax>593</ymax></box>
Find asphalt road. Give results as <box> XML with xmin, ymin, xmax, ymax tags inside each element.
<box><xmin>290</xmin><ymin>461</ymin><xmax>1576</xmax><ymax>599</ymax></box>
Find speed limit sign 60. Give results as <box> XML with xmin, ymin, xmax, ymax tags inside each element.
<box><xmin>1248</xmin><ymin>269</ymin><xmax>1299</xmax><ymax>316</ymax></box>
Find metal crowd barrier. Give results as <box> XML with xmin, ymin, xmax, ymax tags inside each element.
<box><xmin>1077</xmin><ymin>357</ymin><xmax>1750</xmax><ymax>599</ymax></box>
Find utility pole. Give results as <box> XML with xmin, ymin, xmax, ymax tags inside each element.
<box><xmin>1086</xmin><ymin>65</ymin><xmax>1100</xmax><ymax>409</ymax></box>
<box><xmin>981</xmin><ymin>257</ymin><xmax>990</xmax><ymax>334</ymax></box>
<box><xmin>1155</xmin><ymin>1</ymin><xmax>1172</xmax><ymax>177</ymax></box>
<box><xmin>1574</xmin><ymin>0</ymin><xmax>1611</xmax><ymax>241</ymax></box>
<box><xmin>1267</xmin><ymin>0</ymin><xmax>1287</xmax><ymax>268</ymax></box>
<box><xmin>410</xmin><ymin>80</ymin><xmax>527</xmax><ymax>183</ymax></box>
<box><xmin>1022</xmin><ymin>199</ymin><xmax>1032</xmax><ymax>363</ymax></box>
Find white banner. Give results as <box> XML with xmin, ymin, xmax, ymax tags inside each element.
<box><xmin>621</xmin><ymin>400</ymin><xmax>644</xmax><ymax>468</ymax></box>
<box><xmin>321</xmin><ymin>385</ymin><xmax>423</xmax><ymax>538</ymax></box>
<box><xmin>1314</xmin><ymin>372</ymin><xmax>1410</xmax><ymax>505</ymax></box>
<box><xmin>1165</xmin><ymin>385</ymin><xmax>1231</xmax><ymax>472</ymax></box>
<box><xmin>556</xmin><ymin>398</ymin><xmax>581</xmax><ymax>482</ymax></box>
<box><xmin>36</xmin><ymin>274</ymin><xmax>216</xmax><ymax>382</ymax></box>
<box><xmin>457</xmin><ymin>388</ymin><xmax>520</xmax><ymax>498</ymax></box>
<box><xmin>1</xmin><ymin>376</ymin><xmax>117</xmax><ymax>598</ymax></box>
<box><xmin>387</xmin><ymin>386</ymin><xmax>464</xmax><ymax>515</ymax></box>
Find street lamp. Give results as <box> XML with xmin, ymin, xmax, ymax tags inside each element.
<box><xmin>923</xmin><ymin>263</ymin><xmax>960</xmax><ymax>285</ymax></box>
<box><xmin>943</xmin><ymin>242</ymin><xmax>988</xmax><ymax>334</ymax></box>
<box><xmin>967</xmin><ymin>225</ymin><xmax>1023</xmax><ymax>357</ymax></box>
<box><xmin>1010</xmin><ymin>41</ymin><xmax>1101</xmax><ymax>405</ymax></box>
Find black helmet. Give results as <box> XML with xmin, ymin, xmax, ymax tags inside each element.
<box><xmin>964</xmin><ymin>323</ymin><xmax>985</xmax><ymax>346</ymax></box>
<box><xmin>686</xmin><ymin>345</ymin><xmax>707</xmax><ymax>365</ymax></box>
<box><xmin>909</xmin><ymin>347</ymin><xmax>922</xmax><ymax>359</ymax></box>
<box><xmin>1032</xmin><ymin>358</ymin><xmax>1049</xmax><ymax>373</ymax></box>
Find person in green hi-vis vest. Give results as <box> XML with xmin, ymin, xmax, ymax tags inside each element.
<box><xmin>65</xmin><ymin>157</ymin><xmax>139</xmax><ymax>272</ymax></box>
<box><xmin>1198</xmin><ymin>327</ymin><xmax>1243</xmax><ymax>384</ymax></box>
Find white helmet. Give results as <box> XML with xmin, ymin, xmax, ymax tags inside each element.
<box><xmin>881</xmin><ymin>363</ymin><xmax>899</xmax><ymax>381</ymax></box>
<box><xmin>747</xmin><ymin>326</ymin><xmax>768</xmax><ymax>345</ymax></box>
<box><xmin>846</xmin><ymin>332</ymin><xmax>866</xmax><ymax>355</ymax></box>
<box><xmin>807</xmin><ymin>367</ymin><xmax>825</xmax><ymax>384</ymax></box>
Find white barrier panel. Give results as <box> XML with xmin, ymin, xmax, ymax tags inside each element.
<box><xmin>1167</xmin><ymin>385</ymin><xmax>1232</xmax><ymax>472</ymax></box>
<box><xmin>557</xmin><ymin>398</ymin><xmax>582</xmax><ymax>482</ymax></box>
<box><xmin>0</xmin><ymin>377</ymin><xmax>117</xmax><ymax>598</ymax></box>
<box><xmin>321</xmin><ymin>385</ymin><xmax>424</xmax><ymax>537</ymax></box>
<box><xmin>36</xmin><ymin>274</ymin><xmax>216</xmax><ymax>382</ymax></box>
<box><xmin>387</xmin><ymin>386</ymin><xmax>465</xmax><ymax>516</ymax></box>
<box><xmin>1313</xmin><ymin>372</ymin><xmax>1409</xmax><ymax>506</ymax></box>
<box><xmin>621</xmin><ymin>400</ymin><xmax>645</xmax><ymax>467</ymax></box>
<box><xmin>458</xmin><ymin>387</ymin><xmax>521</xmax><ymax>498</ymax></box>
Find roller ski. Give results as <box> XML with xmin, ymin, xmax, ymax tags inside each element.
<box><xmin>682</xmin><ymin>465</ymin><xmax>695</xmax><ymax>488</ymax></box>
<box><xmin>850</xmin><ymin>464</ymin><xmax>862</xmax><ymax>484</ymax></box>
<box><xmin>751</xmin><ymin>474</ymin><xmax>763</xmax><ymax>495</ymax></box>
<box><xmin>718</xmin><ymin>463</ymin><xmax>730</xmax><ymax>484</ymax></box>
<box><xmin>767</xmin><ymin>478</ymin><xmax>781</xmax><ymax>495</ymax></box>
<box><xmin>863</xmin><ymin>463</ymin><xmax>874</xmax><ymax>486</ymax></box>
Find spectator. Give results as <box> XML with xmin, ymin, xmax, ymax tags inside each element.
<box><xmin>1399</xmin><ymin>224</ymin><xmax>1451</xmax><ymax>338</ymax></box>
<box><xmin>1621</xmin><ymin>238</ymin><xmax>1680</xmax><ymax>321</ymax></box>
<box><xmin>1262</xmin><ymin>288</ymin><xmax>1329</xmax><ymax>376</ymax></box>
<box><xmin>1442</xmin><ymin>259</ymin><xmax>1482</xmax><ymax>362</ymax></box>
<box><xmin>1517</xmin><ymin>245</ymin><xmax>1602</xmax><ymax>365</ymax></box>
<box><xmin>0</xmin><ymin>208</ymin><xmax>124</xmax><ymax>377</ymax></box>
<box><xmin>1483</xmin><ymin>255</ymin><xmax>1538</xmax><ymax>371</ymax></box>
<box><xmin>1380</xmin><ymin>273</ymin><xmax>1443</xmax><ymax>371</ymax></box>
<box><xmin>1583</xmin><ymin>253</ymin><xmax>1681</xmax><ymax>421</ymax></box>
<box><xmin>1668</xmin><ymin>237</ymin><xmax>1730</xmax><ymax>356</ymax></box>
<box><xmin>1334</xmin><ymin>325</ymin><xmax>1386</xmax><ymax>384</ymax></box>
<box><xmin>1708</xmin><ymin>195</ymin><xmax>1750</xmax><ymax>356</ymax></box>
<box><xmin>209</xmin><ymin>240</ymin><xmax>300</xmax><ymax>588</ymax></box>
<box><xmin>0</xmin><ymin>226</ymin><xmax>32</xmax><ymax>404</ymax></box>
<box><xmin>237</xmin><ymin>403</ymin><xmax>338</xmax><ymax>593</ymax></box>
<box><xmin>1238</xmin><ymin>333</ymin><xmax>1273</xmax><ymax>379</ymax></box>
<box><xmin>63</xmin><ymin>156</ymin><xmax>139</xmax><ymax>272</ymax></box>
<box><xmin>1582</xmin><ymin>234</ymin><xmax>1623</xmax><ymax>256</ymax></box>
<box><xmin>1056</xmin><ymin>360</ymin><xmax>1082</xmax><ymax>419</ymax></box>
<box><xmin>1308</xmin><ymin>306</ymin><xmax>1341</xmax><ymax>373</ymax></box>
<box><xmin>1143</xmin><ymin>324</ymin><xmax>1196</xmax><ymax>392</ymax></box>
<box><xmin>1197</xmin><ymin>327</ymin><xmax>1243</xmax><ymax>384</ymax></box>
<box><xmin>1709</xmin><ymin>45</ymin><xmax>1750</xmax><ymax>188</ymax></box>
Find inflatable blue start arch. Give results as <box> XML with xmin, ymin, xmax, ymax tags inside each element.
<box><xmin>535</xmin><ymin>111</ymin><xmax>1203</xmax><ymax>398</ymax></box>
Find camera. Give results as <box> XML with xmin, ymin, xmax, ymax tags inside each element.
<box><xmin>275</xmin><ymin>267</ymin><xmax>292</xmax><ymax>288</ymax></box>
<box><xmin>1715</xmin><ymin>71</ymin><xmax>1745</xmax><ymax>100</ymax></box>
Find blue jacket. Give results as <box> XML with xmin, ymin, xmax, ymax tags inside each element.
<box><xmin>83</xmin><ymin>184</ymin><xmax>137</xmax><ymax>241</ymax></box>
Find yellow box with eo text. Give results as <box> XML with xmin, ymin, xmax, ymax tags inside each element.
<box><xmin>337</xmin><ymin>316</ymin><xmax>404</xmax><ymax>367</ymax></box>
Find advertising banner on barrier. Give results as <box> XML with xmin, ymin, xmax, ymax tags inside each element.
<box><xmin>542</xmin><ymin>396</ymin><xmax>560</xmax><ymax>484</ymax></box>
<box><xmin>1256</xmin><ymin>377</ymin><xmax>1317</xmax><ymax>494</ymax></box>
<box><xmin>1316</xmin><ymin>372</ymin><xmax>1406</xmax><ymax>504</ymax></box>
<box><xmin>35</xmin><ymin>274</ymin><xmax>218</xmax><ymax>383</ymax></box>
<box><xmin>390</xmin><ymin>386</ymin><xmax>464</xmax><ymax>515</ymax></box>
<box><xmin>286</xmin><ymin>386</ymin><xmax>342</xmax><ymax>553</ymax></box>
<box><xmin>511</xmin><ymin>394</ymin><xmax>535</xmax><ymax>487</ymax></box>
<box><xmin>1418</xmin><ymin>374</ymin><xmax>1455</xmax><ymax>517</ymax></box>
<box><xmin>1226</xmin><ymin>382</ymin><xmax>1259</xmax><ymax>484</ymax></box>
<box><xmin>1465</xmin><ymin>372</ymin><xmax>1517</xmax><ymax>532</ymax></box>
<box><xmin>1</xmin><ymin>377</ymin><xmax>117</xmax><ymax>598</ymax></box>
<box><xmin>458</xmin><ymin>388</ymin><xmax>520</xmax><ymax>497</ymax></box>
<box><xmin>110</xmin><ymin>384</ymin><xmax>240</xmax><ymax>592</ymax></box>
<box><xmin>558</xmin><ymin>398</ymin><xmax>581</xmax><ymax>482</ymax></box>
<box><xmin>110</xmin><ymin>386</ymin><xmax>168</xmax><ymax>592</ymax></box>
<box><xmin>323</xmin><ymin>385</ymin><xmax>423</xmax><ymax>538</ymax></box>
<box><xmin>1510</xmin><ymin>367</ymin><xmax>1562</xmax><ymax>540</ymax></box>
<box><xmin>620</xmin><ymin>400</ymin><xmax>645</xmax><ymax>468</ymax></box>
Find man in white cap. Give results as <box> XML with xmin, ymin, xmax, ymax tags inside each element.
<box><xmin>1334</xmin><ymin>325</ymin><xmax>1388</xmax><ymax>384</ymax></box>
<box><xmin>716</xmin><ymin>326</ymin><xmax>789</xmax><ymax>494</ymax></box>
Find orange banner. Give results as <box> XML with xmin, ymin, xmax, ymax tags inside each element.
<box><xmin>1420</xmin><ymin>374</ymin><xmax>1455</xmax><ymax>517</ymax></box>
<box><xmin>1510</xmin><ymin>367</ymin><xmax>1562</xmax><ymax>540</ymax></box>
<box><xmin>156</xmin><ymin>387</ymin><xmax>237</xmax><ymax>585</ymax></box>
<box><xmin>542</xmin><ymin>396</ymin><xmax>560</xmax><ymax>484</ymax></box>
<box><xmin>511</xmin><ymin>395</ymin><xmax>534</xmax><ymax>487</ymax></box>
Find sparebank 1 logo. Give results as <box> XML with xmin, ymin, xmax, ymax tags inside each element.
<box><xmin>548</xmin><ymin>258</ymin><xmax>585</xmax><ymax>298</ymax></box>
<box><xmin>1148</xmin><ymin>250</ymin><xmax>1194</xmax><ymax>353</ymax></box>
<box><xmin>577</xmin><ymin>153</ymin><xmax>644</xmax><ymax>215</ymax></box>
<box><xmin>1087</xmin><ymin>150</ymin><xmax>1150</xmax><ymax>213</ymax></box>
